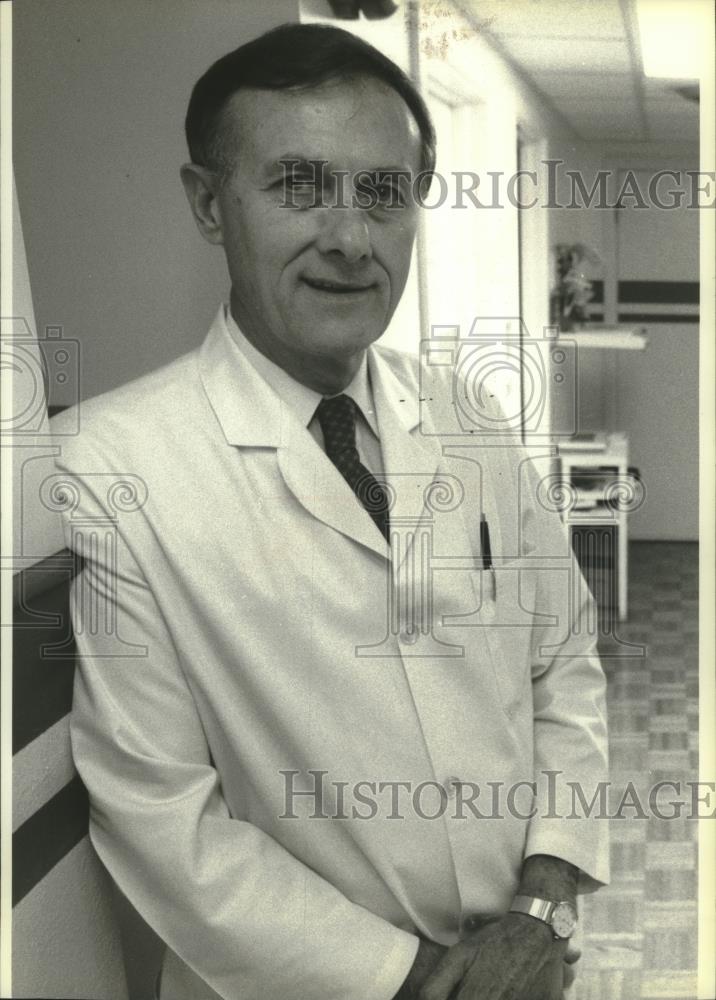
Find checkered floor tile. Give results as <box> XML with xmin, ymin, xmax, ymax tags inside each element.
<box><xmin>579</xmin><ymin>541</ymin><xmax>699</xmax><ymax>1000</ymax></box>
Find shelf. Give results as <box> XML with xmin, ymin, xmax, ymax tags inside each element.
<box><xmin>558</xmin><ymin>431</ymin><xmax>628</xmax><ymax>459</ymax></box>
<box><xmin>559</xmin><ymin>327</ymin><xmax>647</xmax><ymax>350</ymax></box>
<box><xmin>573</xmin><ymin>489</ymin><xmax>612</xmax><ymax>505</ymax></box>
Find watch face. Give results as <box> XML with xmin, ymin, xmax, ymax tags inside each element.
<box><xmin>552</xmin><ymin>902</ymin><xmax>577</xmax><ymax>938</ymax></box>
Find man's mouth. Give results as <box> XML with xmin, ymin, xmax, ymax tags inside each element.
<box><xmin>302</xmin><ymin>277</ymin><xmax>374</xmax><ymax>294</ymax></box>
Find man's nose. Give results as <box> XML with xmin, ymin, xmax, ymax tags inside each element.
<box><xmin>315</xmin><ymin>206</ymin><xmax>372</xmax><ymax>263</ymax></box>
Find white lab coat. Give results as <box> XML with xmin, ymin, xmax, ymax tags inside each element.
<box><xmin>52</xmin><ymin>306</ymin><xmax>609</xmax><ymax>1000</ymax></box>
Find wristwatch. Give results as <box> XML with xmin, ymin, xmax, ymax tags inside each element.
<box><xmin>509</xmin><ymin>895</ymin><xmax>578</xmax><ymax>939</ymax></box>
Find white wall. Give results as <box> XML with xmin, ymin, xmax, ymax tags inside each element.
<box><xmin>612</xmin><ymin>163</ymin><xmax>699</xmax><ymax>540</ymax></box>
<box><xmin>549</xmin><ymin>146</ymin><xmax>700</xmax><ymax>541</ymax></box>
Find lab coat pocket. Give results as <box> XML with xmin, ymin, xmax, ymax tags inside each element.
<box><xmin>470</xmin><ymin>561</ymin><xmax>539</xmax><ymax>718</ymax></box>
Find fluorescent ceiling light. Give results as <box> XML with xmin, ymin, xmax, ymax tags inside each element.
<box><xmin>636</xmin><ymin>0</ymin><xmax>710</xmax><ymax>79</ymax></box>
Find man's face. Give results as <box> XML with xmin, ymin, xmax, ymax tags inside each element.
<box><xmin>212</xmin><ymin>78</ymin><xmax>422</xmax><ymax>377</ymax></box>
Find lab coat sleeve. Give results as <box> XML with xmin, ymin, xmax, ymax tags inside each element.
<box><xmin>58</xmin><ymin>456</ymin><xmax>418</xmax><ymax>1000</ymax></box>
<box><xmin>519</xmin><ymin>452</ymin><xmax>610</xmax><ymax>891</ymax></box>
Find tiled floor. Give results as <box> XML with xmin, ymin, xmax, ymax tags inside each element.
<box><xmin>579</xmin><ymin>541</ymin><xmax>699</xmax><ymax>1000</ymax></box>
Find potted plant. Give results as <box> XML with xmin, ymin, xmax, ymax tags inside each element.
<box><xmin>551</xmin><ymin>243</ymin><xmax>602</xmax><ymax>332</ymax></box>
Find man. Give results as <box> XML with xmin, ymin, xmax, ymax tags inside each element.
<box><xmin>53</xmin><ymin>23</ymin><xmax>609</xmax><ymax>1000</ymax></box>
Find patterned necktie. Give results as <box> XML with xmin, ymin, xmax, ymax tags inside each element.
<box><xmin>316</xmin><ymin>395</ymin><xmax>390</xmax><ymax>544</ymax></box>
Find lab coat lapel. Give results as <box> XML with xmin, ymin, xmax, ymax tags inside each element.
<box><xmin>369</xmin><ymin>347</ymin><xmax>445</xmax><ymax>578</ymax></box>
<box><xmin>277</xmin><ymin>421</ymin><xmax>390</xmax><ymax>561</ymax></box>
<box><xmin>198</xmin><ymin>308</ymin><xmax>390</xmax><ymax>559</ymax></box>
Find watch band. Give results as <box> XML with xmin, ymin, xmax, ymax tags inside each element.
<box><xmin>510</xmin><ymin>895</ymin><xmax>557</xmax><ymax>923</ymax></box>
<box><xmin>509</xmin><ymin>894</ymin><xmax>577</xmax><ymax>939</ymax></box>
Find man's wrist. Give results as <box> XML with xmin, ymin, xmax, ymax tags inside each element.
<box><xmin>517</xmin><ymin>853</ymin><xmax>578</xmax><ymax>907</ymax></box>
<box><xmin>505</xmin><ymin>909</ymin><xmax>555</xmax><ymax>946</ymax></box>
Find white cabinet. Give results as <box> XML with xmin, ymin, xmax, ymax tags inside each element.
<box><xmin>553</xmin><ymin>327</ymin><xmax>648</xmax><ymax>622</ymax></box>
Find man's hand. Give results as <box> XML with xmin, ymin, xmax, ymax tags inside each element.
<box><xmin>394</xmin><ymin>856</ymin><xmax>581</xmax><ymax>1000</ymax></box>
<box><xmin>394</xmin><ymin>919</ymin><xmax>579</xmax><ymax>1000</ymax></box>
<box><xmin>563</xmin><ymin>940</ymin><xmax>581</xmax><ymax>992</ymax></box>
<box><xmin>415</xmin><ymin>854</ymin><xmax>580</xmax><ymax>1000</ymax></box>
<box><xmin>393</xmin><ymin>938</ymin><xmax>448</xmax><ymax>999</ymax></box>
<box><xmin>416</xmin><ymin>912</ymin><xmax>564</xmax><ymax>1000</ymax></box>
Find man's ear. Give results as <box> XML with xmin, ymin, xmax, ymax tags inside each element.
<box><xmin>180</xmin><ymin>163</ymin><xmax>224</xmax><ymax>245</ymax></box>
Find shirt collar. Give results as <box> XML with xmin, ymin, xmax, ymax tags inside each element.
<box><xmin>224</xmin><ymin>305</ymin><xmax>379</xmax><ymax>436</ymax></box>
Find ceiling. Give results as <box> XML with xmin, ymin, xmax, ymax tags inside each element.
<box><xmin>460</xmin><ymin>0</ymin><xmax>700</xmax><ymax>146</ymax></box>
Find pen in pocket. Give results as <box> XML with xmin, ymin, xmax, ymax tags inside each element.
<box><xmin>480</xmin><ymin>514</ymin><xmax>497</xmax><ymax>600</ymax></box>
<box><xmin>480</xmin><ymin>514</ymin><xmax>492</xmax><ymax>570</ymax></box>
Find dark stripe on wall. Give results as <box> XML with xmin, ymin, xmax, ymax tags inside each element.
<box><xmin>13</xmin><ymin>549</ymin><xmax>81</xmax><ymax>603</ymax></box>
<box><xmin>47</xmin><ymin>404</ymin><xmax>71</xmax><ymax>419</ymax></box>
<box><xmin>13</xmin><ymin>774</ymin><xmax>89</xmax><ymax>906</ymax></box>
<box><xmin>618</xmin><ymin>280</ymin><xmax>699</xmax><ymax>304</ymax></box>
<box><xmin>617</xmin><ymin>313</ymin><xmax>699</xmax><ymax>324</ymax></box>
<box><xmin>13</xmin><ymin>550</ymin><xmax>83</xmax><ymax>754</ymax></box>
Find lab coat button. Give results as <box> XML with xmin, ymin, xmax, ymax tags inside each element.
<box><xmin>399</xmin><ymin>629</ymin><xmax>418</xmax><ymax>645</ymax></box>
<box><xmin>462</xmin><ymin>913</ymin><xmax>483</xmax><ymax>934</ymax></box>
<box><xmin>445</xmin><ymin>776</ymin><xmax>462</xmax><ymax>798</ymax></box>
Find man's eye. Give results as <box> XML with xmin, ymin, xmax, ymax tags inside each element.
<box><xmin>279</xmin><ymin>176</ymin><xmax>320</xmax><ymax>196</ymax></box>
<box><xmin>285</xmin><ymin>175</ymin><xmax>317</xmax><ymax>188</ymax></box>
<box><xmin>375</xmin><ymin>182</ymin><xmax>406</xmax><ymax>207</ymax></box>
<box><xmin>354</xmin><ymin>173</ymin><xmax>408</xmax><ymax>210</ymax></box>
<box><xmin>280</xmin><ymin>177</ymin><xmax>318</xmax><ymax>192</ymax></box>
<box><xmin>277</xmin><ymin>175</ymin><xmax>322</xmax><ymax>207</ymax></box>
